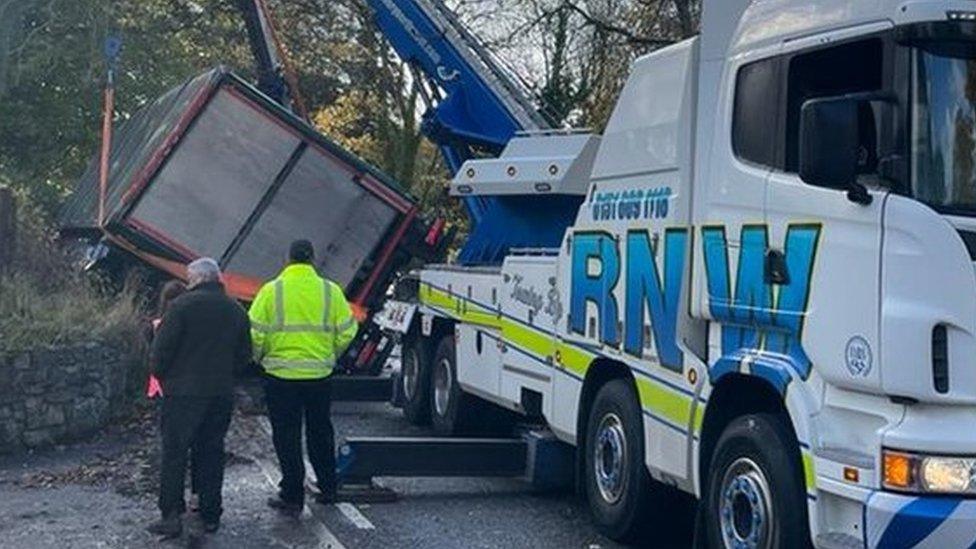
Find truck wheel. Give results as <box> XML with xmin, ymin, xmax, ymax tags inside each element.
<box><xmin>401</xmin><ymin>337</ymin><xmax>431</xmax><ymax>425</ymax></box>
<box><xmin>584</xmin><ymin>378</ymin><xmax>655</xmax><ymax>543</ymax></box>
<box><xmin>704</xmin><ymin>414</ymin><xmax>810</xmax><ymax>549</ymax></box>
<box><xmin>430</xmin><ymin>336</ymin><xmax>474</xmax><ymax>435</ymax></box>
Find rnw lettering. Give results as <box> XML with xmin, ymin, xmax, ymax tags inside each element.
<box><xmin>701</xmin><ymin>224</ymin><xmax>821</xmax><ymax>385</ymax></box>
<box><xmin>569</xmin><ymin>229</ymin><xmax>686</xmax><ymax>371</ymax></box>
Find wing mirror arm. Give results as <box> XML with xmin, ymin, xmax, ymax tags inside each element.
<box><xmin>847</xmin><ymin>181</ymin><xmax>873</xmax><ymax>206</ymax></box>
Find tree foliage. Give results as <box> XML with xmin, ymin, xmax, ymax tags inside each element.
<box><xmin>452</xmin><ymin>0</ymin><xmax>701</xmax><ymax>128</ymax></box>
<box><xmin>0</xmin><ymin>0</ymin><xmax>250</xmax><ymax>212</ymax></box>
<box><xmin>0</xmin><ymin>0</ymin><xmax>701</xmax><ymax>222</ymax></box>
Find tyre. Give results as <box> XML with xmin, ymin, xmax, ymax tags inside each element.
<box><xmin>400</xmin><ymin>336</ymin><xmax>431</xmax><ymax>425</ymax></box>
<box><xmin>704</xmin><ymin>414</ymin><xmax>811</xmax><ymax>549</ymax></box>
<box><xmin>584</xmin><ymin>378</ymin><xmax>656</xmax><ymax>543</ymax></box>
<box><xmin>429</xmin><ymin>336</ymin><xmax>476</xmax><ymax>435</ymax></box>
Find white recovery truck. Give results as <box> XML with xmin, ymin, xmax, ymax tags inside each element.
<box><xmin>384</xmin><ymin>1</ymin><xmax>976</xmax><ymax>546</ymax></box>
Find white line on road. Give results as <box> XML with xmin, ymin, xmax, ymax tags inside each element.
<box><xmin>336</xmin><ymin>502</ymin><xmax>376</xmax><ymax>530</ymax></box>
<box><xmin>298</xmin><ymin>454</ymin><xmax>375</xmax><ymax>530</ymax></box>
<box><xmin>255</xmin><ymin>415</ymin><xmax>375</xmax><ymax>530</ymax></box>
<box><xmin>250</xmin><ymin>416</ymin><xmax>348</xmax><ymax>549</ymax></box>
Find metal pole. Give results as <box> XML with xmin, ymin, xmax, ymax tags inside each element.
<box><xmin>97</xmin><ymin>83</ymin><xmax>113</xmax><ymax>226</ymax></box>
<box><xmin>98</xmin><ymin>37</ymin><xmax>122</xmax><ymax>227</ymax></box>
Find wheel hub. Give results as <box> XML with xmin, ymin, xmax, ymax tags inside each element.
<box><xmin>594</xmin><ymin>413</ymin><xmax>628</xmax><ymax>504</ymax></box>
<box><xmin>433</xmin><ymin>357</ymin><xmax>452</xmax><ymax>417</ymax></box>
<box><xmin>719</xmin><ymin>457</ymin><xmax>774</xmax><ymax>549</ymax></box>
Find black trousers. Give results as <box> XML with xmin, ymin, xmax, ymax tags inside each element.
<box><xmin>159</xmin><ymin>396</ymin><xmax>233</xmax><ymax>522</ymax></box>
<box><xmin>263</xmin><ymin>376</ymin><xmax>336</xmax><ymax>504</ymax></box>
<box><xmin>154</xmin><ymin>400</ymin><xmax>200</xmax><ymax>495</ymax></box>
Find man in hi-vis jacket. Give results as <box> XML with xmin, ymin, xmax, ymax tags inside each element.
<box><xmin>249</xmin><ymin>240</ymin><xmax>357</xmax><ymax>515</ymax></box>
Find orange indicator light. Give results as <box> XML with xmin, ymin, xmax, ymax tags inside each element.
<box><xmin>883</xmin><ymin>451</ymin><xmax>913</xmax><ymax>489</ymax></box>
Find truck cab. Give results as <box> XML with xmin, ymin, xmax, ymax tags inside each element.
<box><xmin>394</xmin><ymin>1</ymin><xmax>976</xmax><ymax>546</ymax></box>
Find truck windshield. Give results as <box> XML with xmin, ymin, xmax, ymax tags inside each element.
<box><xmin>913</xmin><ymin>50</ymin><xmax>976</xmax><ymax>215</ymax></box>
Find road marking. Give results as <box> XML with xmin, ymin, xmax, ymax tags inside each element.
<box><xmin>336</xmin><ymin>502</ymin><xmax>375</xmax><ymax>530</ymax></box>
<box><xmin>250</xmin><ymin>452</ymin><xmax>347</xmax><ymax>549</ymax></box>
<box><xmin>250</xmin><ymin>416</ymin><xmax>348</xmax><ymax>549</ymax></box>
<box><xmin>255</xmin><ymin>415</ymin><xmax>375</xmax><ymax>530</ymax></box>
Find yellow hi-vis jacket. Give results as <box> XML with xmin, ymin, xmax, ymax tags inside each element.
<box><xmin>249</xmin><ymin>264</ymin><xmax>358</xmax><ymax>380</ymax></box>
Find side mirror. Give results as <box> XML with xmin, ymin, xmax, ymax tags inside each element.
<box><xmin>800</xmin><ymin>92</ymin><xmax>899</xmax><ymax>205</ymax></box>
<box><xmin>799</xmin><ymin>97</ymin><xmax>869</xmax><ymax>204</ymax></box>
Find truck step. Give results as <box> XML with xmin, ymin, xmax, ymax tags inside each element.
<box><xmin>338</xmin><ymin>437</ymin><xmax>528</xmax><ymax>483</ymax></box>
<box><xmin>335</xmin><ymin>429</ymin><xmax>575</xmax><ymax>502</ymax></box>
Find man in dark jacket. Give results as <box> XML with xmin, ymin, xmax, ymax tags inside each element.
<box><xmin>148</xmin><ymin>257</ymin><xmax>251</xmax><ymax>538</ymax></box>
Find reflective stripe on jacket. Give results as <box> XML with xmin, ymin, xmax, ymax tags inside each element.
<box><xmin>249</xmin><ymin>264</ymin><xmax>357</xmax><ymax>380</ymax></box>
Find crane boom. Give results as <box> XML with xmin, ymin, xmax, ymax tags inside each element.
<box><xmin>367</xmin><ymin>0</ymin><xmax>580</xmax><ymax>265</ymax></box>
<box><xmin>369</xmin><ymin>0</ymin><xmax>548</xmax><ymax>151</ymax></box>
<box><xmin>236</xmin><ymin>0</ymin><xmax>309</xmax><ymax>120</ymax></box>
<box><xmin>403</xmin><ymin>0</ymin><xmax>548</xmax><ymax>131</ymax></box>
<box><xmin>369</xmin><ymin>0</ymin><xmax>550</xmax><ymax>217</ymax></box>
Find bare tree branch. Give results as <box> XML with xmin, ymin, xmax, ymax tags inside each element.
<box><xmin>562</xmin><ymin>1</ymin><xmax>678</xmax><ymax>47</ymax></box>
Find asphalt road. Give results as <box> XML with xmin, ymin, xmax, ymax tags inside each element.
<box><xmin>0</xmin><ymin>397</ymin><xmax>695</xmax><ymax>548</ymax></box>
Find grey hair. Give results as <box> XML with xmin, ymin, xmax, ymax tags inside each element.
<box><xmin>186</xmin><ymin>257</ymin><xmax>221</xmax><ymax>288</ymax></box>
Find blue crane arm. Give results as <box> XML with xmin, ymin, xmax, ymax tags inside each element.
<box><xmin>365</xmin><ymin>0</ymin><xmax>577</xmax><ymax>265</ymax></box>
<box><xmin>366</xmin><ymin>0</ymin><xmax>551</xmax><ymax>225</ymax></box>
<box><xmin>367</xmin><ymin>0</ymin><xmax>544</xmax><ymax>152</ymax></box>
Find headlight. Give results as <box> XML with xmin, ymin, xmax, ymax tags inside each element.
<box><xmin>883</xmin><ymin>449</ymin><xmax>976</xmax><ymax>495</ymax></box>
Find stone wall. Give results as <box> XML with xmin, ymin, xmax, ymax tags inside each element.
<box><xmin>0</xmin><ymin>343</ymin><xmax>136</xmax><ymax>453</ymax></box>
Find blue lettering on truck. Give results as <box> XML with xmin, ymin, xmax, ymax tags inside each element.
<box><xmin>701</xmin><ymin>224</ymin><xmax>821</xmax><ymax>390</ymax></box>
<box><xmin>569</xmin><ymin>223</ymin><xmax>820</xmax><ymax>390</ymax></box>
<box><xmin>623</xmin><ymin>229</ymin><xmax>686</xmax><ymax>371</ymax></box>
<box><xmin>591</xmin><ymin>186</ymin><xmax>672</xmax><ymax>222</ymax></box>
<box><xmin>569</xmin><ymin>228</ymin><xmax>686</xmax><ymax>368</ymax></box>
<box><xmin>569</xmin><ymin>232</ymin><xmax>621</xmax><ymax>346</ymax></box>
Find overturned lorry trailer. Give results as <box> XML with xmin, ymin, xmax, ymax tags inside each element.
<box><xmin>60</xmin><ymin>67</ymin><xmax>449</xmax><ymax>374</ymax></box>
